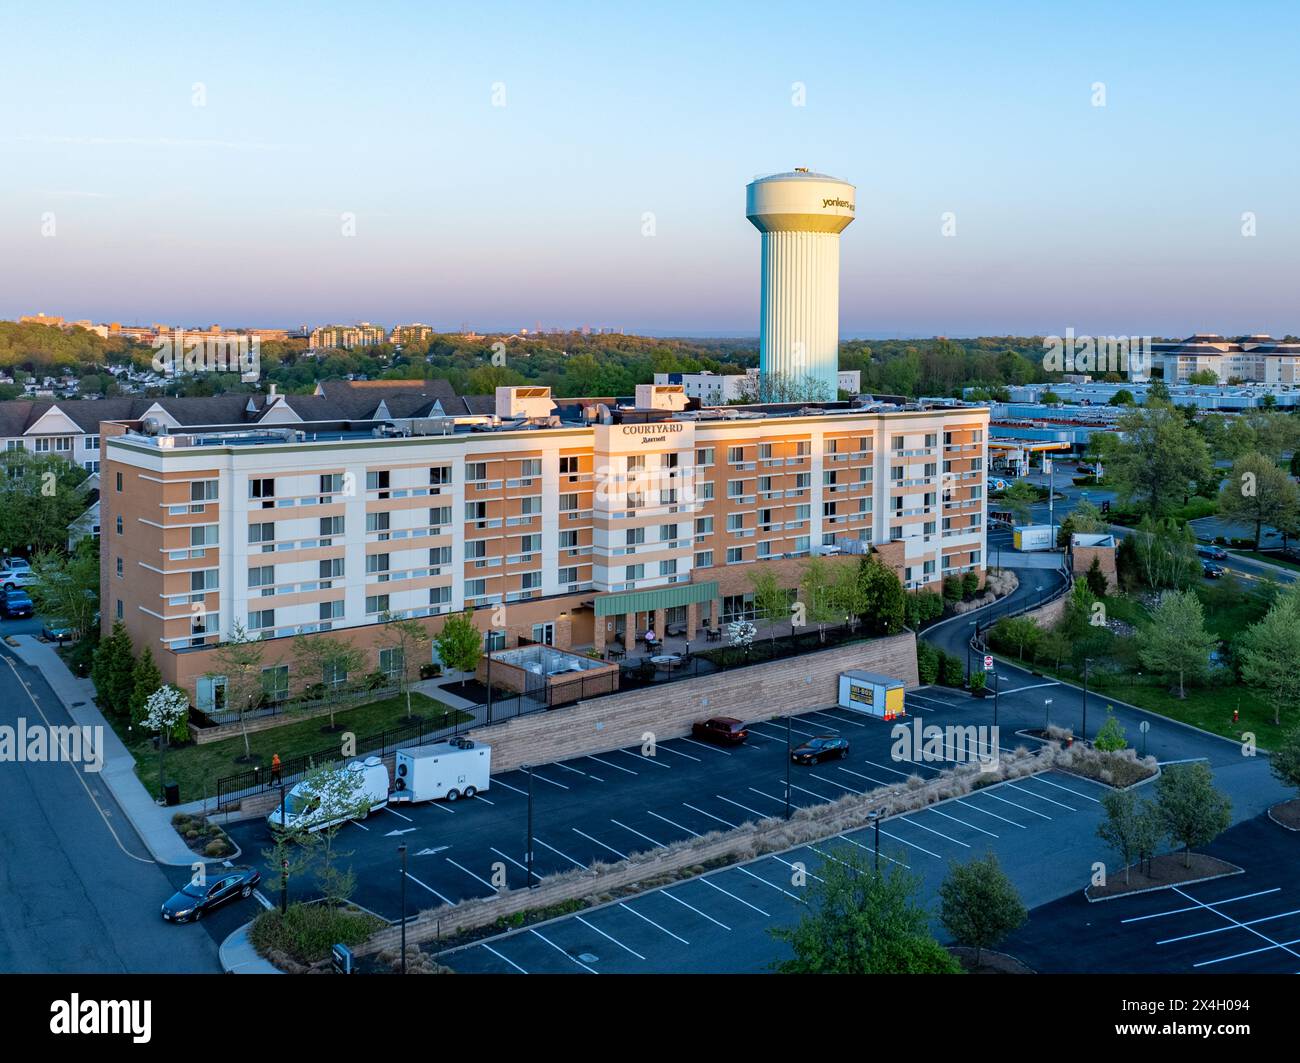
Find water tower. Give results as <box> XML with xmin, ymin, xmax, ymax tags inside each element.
<box><xmin>746</xmin><ymin>169</ymin><xmax>855</xmax><ymax>402</ymax></box>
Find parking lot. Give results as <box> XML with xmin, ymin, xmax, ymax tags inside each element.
<box><xmin>441</xmin><ymin>769</ymin><xmax>1108</xmax><ymax>974</ymax></box>
<box><xmin>1003</xmin><ymin>814</ymin><xmax>1300</xmax><ymax>974</ymax></box>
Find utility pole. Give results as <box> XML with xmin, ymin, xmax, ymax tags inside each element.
<box><xmin>785</xmin><ymin>715</ymin><xmax>792</xmax><ymax>820</ymax></box>
<box><xmin>1082</xmin><ymin>658</ymin><xmax>1092</xmax><ymax>742</ymax></box>
<box><xmin>524</xmin><ymin>763</ymin><xmax>536</xmax><ymax>887</ymax></box>
<box><xmin>399</xmin><ymin>843</ymin><xmax>408</xmax><ymax>974</ymax></box>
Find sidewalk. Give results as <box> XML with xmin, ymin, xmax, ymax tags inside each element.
<box><xmin>6</xmin><ymin>634</ymin><xmax>196</xmax><ymax>866</ymax></box>
<box><xmin>219</xmin><ymin>921</ymin><xmax>281</xmax><ymax>974</ymax></box>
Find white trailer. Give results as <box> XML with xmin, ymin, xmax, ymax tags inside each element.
<box><xmin>390</xmin><ymin>740</ymin><xmax>490</xmax><ymax>804</ymax></box>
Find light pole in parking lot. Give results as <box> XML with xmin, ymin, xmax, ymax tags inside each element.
<box><xmin>278</xmin><ymin>777</ymin><xmax>288</xmax><ymax>915</ymax></box>
<box><xmin>867</xmin><ymin>809</ymin><xmax>881</xmax><ymax>872</ymax></box>
<box><xmin>992</xmin><ymin>670</ymin><xmax>999</xmax><ymax>731</ymax></box>
<box><xmin>399</xmin><ymin>843</ymin><xmax>408</xmax><ymax>974</ymax></box>
<box><xmin>1044</xmin><ymin>697</ymin><xmax>1053</xmax><ymax>733</ymax></box>
<box><xmin>1082</xmin><ymin>658</ymin><xmax>1092</xmax><ymax>742</ymax></box>
<box><xmin>785</xmin><ymin>715</ymin><xmax>792</xmax><ymax>820</ymax></box>
<box><xmin>523</xmin><ymin>763</ymin><xmax>536</xmax><ymax>887</ymax></box>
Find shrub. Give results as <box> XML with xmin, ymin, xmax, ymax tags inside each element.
<box><xmin>939</xmin><ymin>652</ymin><xmax>965</xmax><ymax>687</ymax></box>
<box><xmin>942</xmin><ymin>575</ymin><xmax>963</xmax><ymax>602</ymax></box>
<box><xmin>961</xmin><ymin>571</ymin><xmax>981</xmax><ymax>599</ymax></box>
<box><xmin>1093</xmin><ymin>707</ymin><xmax>1128</xmax><ymax>752</ymax></box>
<box><xmin>419</xmin><ymin>663</ymin><xmax>442</xmax><ymax>679</ymax></box>
<box><xmin>365</xmin><ymin>671</ymin><xmax>388</xmax><ymax>691</ymax></box>
<box><xmin>250</xmin><ymin>903</ymin><xmax>384</xmax><ymax>966</ymax></box>
<box><xmin>917</xmin><ymin>641</ymin><xmax>940</xmax><ymax>685</ymax></box>
<box><xmin>969</xmin><ymin>671</ymin><xmax>986</xmax><ymax>692</ymax></box>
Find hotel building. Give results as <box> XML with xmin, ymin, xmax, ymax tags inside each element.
<box><xmin>99</xmin><ymin>384</ymin><xmax>988</xmax><ymax>712</ymax></box>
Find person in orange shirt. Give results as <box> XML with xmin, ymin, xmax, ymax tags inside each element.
<box><xmin>271</xmin><ymin>753</ymin><xmax>282</xmax><ymax>784</ymax></box>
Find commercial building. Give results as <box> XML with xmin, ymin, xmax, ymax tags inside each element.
<box><xmin>653</xmin><ymin>368</ymin><xmax>862</xmax><ymax>404</ymax></box>
<box><xmin>1151</xmin><ymin>334</ymin><xmax>1300</xmax><ymax>384</ymax></box>
<box><xmin>98</xmin><ymin>384</ymin><xmax>988</xmax><ymax>710</ymax></box>
<box><xmin>308</xmin><ymin>323</ymin><xmax>388</xmax><ymax>349</ymax></box>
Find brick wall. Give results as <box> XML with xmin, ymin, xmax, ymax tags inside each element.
<box><xmin>462</xmin><ymin>631</ymin><xmax>918</xmax><ymax>773</ymax></box>
<box><xmin>1072</xmin><ymin>545</ymin><xmax>1118</xmax><ymax>591</ymax></box>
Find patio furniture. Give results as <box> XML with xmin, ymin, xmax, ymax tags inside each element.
<box><xmin>705</xmin><ymin>627</ymin><xmax>722</xmax><ymax>642</ymax></box>
<box><xmin>606</xmin><ymin>645</ymin><xmax>626</xmax><ymax>662</ymax></box>
<box><xmin>649</xmin><ymin>654</ymin><xmax>684</xmax><ymax>672</ymax></box>
<box><xmin>665</xmin><ymin>624</ymin><xmax>686</xmax><ymax>638</ymax></box>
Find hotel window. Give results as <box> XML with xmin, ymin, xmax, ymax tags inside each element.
<box><xmin>379</xmin><ymin>648</ymin><xmax>404</xmax><ymax>681</ymax></box>
<box><xmin>758</xmin><ymin>443</ymin><xmax>772</xmax><ymax>460</ymax></box>
<box><xmin>558</xmin><ymin>567</ymin><xmax>578</xmax><ymax>585</ymax></box>
<box><xmin>942</xmin><ymin>555</ymin><xmax>953</xmax><ymax>569</ymax></box>
<box><xmin>626</xmin><ymin>455</ymin><xmax>645</xmax><ymax>473</ymax></box>
<box><xmin>192</xmin><ymin>570</ymin><xmax>218</xmax><ymax>592</ymax></box>
<box><xmin>659</xmin><ymin>559</ymin><xmax>678</xmax><ymax>577</ymax></box>
<box><xmin>891</xmin><ymin>466</ymin><xmax>903</xmax><ymax>482</ymax></box>
<box><xmin>559</xmin><ymin>529</ymin><xmax>579</xmax><ymax>549</ymax></box>
<box><xmin>520</xmin><ymin>571</ymin><xmax>542</xmax><ymax>591</ymax></box>
<box><xmin>925</xmin><ymin>434</ymin><xmax>937</xmax><ymax>448</ymax></box>
<box><xmin>726</xmin><ymin>547</ymin><xmax>744</xmax><ymax>564</ymax></box>
<box><xmin>115</xmin><ymin>557</ymin><xmax>122</xmax><ymax>576</ymax></box>
<box><xmin>320</xmin><ymin>473</ymin><xmax>344</xmax><ymax>495</ymax></box>
<box><xmin>696</xmin><ymin>447</ymin><xmax>714</xmax><ymax>467</ymax></box>
<box><xmin>518</xmin><ymin>496</ymin><xmax>540</xmax><ymax>516</ymax></box>
<box><xmin>759</xmin><ymin>508</ymin><xmax>774</xmax><ymax>527</ymax></box>
<box><xmin>115</xmin><ymin>515</ymin><xmax>123</xmax><ymax>534</ymax></box>
<box><xmin>664</xmin><ymin>452</ymin><xmax>680</xmax><ymax>469</ymax></box>
<box><xmin>248</xmin><ymin>522</ymin><xmax>274</xmax><ymax>545</ymax></box>
<box><xmin>660</xmin><ymin>523</ymin><xmax>677</xmax><ymax>541</ymax></box>
<box><xmin>366</xmin><ymin>553</ymin><xmax>390</xmax><ymax>576</ymax></box>
<box><xmin>191</xmin><ymin>525</ymin><xmax>219</xmax><ymax>547</ymax></box>
<box><xmin>727</xmin><ymin>480</ymin><xmax>744</xmax><ymax>498</ymax></box>
<box><xmin>823</xmin><ymin>470</ymin><xmax>837</xmax><ymax>486</ymax></box>
<box><xmin>320</xmin><ymin>558</ymin><xmax>344</xmax><ymax>579</ymax></box>
<box><xmin>661</xmin><ymin>489</ymin><xmax>677</xmax><ymax>504</ymax></box>
<box><xmin>759</xmin><ymin>475</ymin><xmax>773</xmax><ymax>493</ymax></box>
<box><xmin>465</xmin><ymin>462</ymin><xmax>488</xmax><ymax>482</ymax></box>
<box><xmin>795</xmin><ymin>441</ymin><xmax>810</xmax><ymax>457</ymax></box>
<box><xmin>924</xmin><ymin>521</ymin><xmax>936</xmax><ymax>536</ymax></box>
<box><xmin>465</xmin><ymin>540</ymin><xmax>487</xmax><ymax>560</ymax></box>
<box><xmin>320</xmin><ymin>515</ymin><xmax>344</xmax><ymax>537</ymax></box>
<box><xmin>559</xmin><ymin>493</ymin><xmax>579</xmax><ymax>512</ymax></box>
<box><xmin>697</xmin><ymin>481</ymin><xmax>714</xmax><ymax>501</ymax></box>
<box><xmin>793</xmin><ymin>535</ymin><xmax>810</xmax><ymax>553</ymax></box>
<box><xmin>261</xmin><ymin>665</ymin><xmax>289</xmax><ymax>703</ymax></box>
<box><xmin>695</xmin><ymin>550</ymin><xmax>713</xmax><ymax>568</ymax></box>
<box><xmin>323</xmin><ymin>660</ymin><xmax>349</xmax><ymax>689</ymax></box>
<box><xmin>795</xmin><ymin>504</ymin><xmax>810</xmax><ymax>521</ymax></box>
<box><xmin>465</xmin><ymin>579</ymin><xmax>487</xmax><ymax>599</ymax></box>
<box><xmin>248</xmin><ymin>565</ymin><xmax>274</xmax><ymax>588</ymax></box>
<box><xmin>248</xmin><ymin>609</ymin><xmax>275</xmax><ymax>631</ymax></box>
<box><xmin>728</xmin><ymin>446</ymin><xmax>745</xmax><ymax>464</ymax></box>
<box><xmin>924</xmin><ymin>463</ymin><xmax>937</xmax><ymax>478</ymax></box>
<box><xmin>430</xmin><ymin>506</ymin><xmax>451</xmax><ymax>526</ymax></box>
<box><xmin>192</xmin><ymin>480</ymin><xmax>218</xmax><ymax>502</ymax></box>
<box><xmin>756</xmin><ymin>541</ymin><xmax>773</xmax><ymax>559</ymax></box>
<box><xmin>625</xmin><ymin>564</ymin><xmax>645</xmax><ymax>581</ymax></box>
<box><xmin>625</xmin><ymin>527</ymin><xmax>645</xmax><ymax>546</ymax></box>
<box><xmin>727</xmin><ymin>513</ymin><xmax>745</xmax><ymax>532</ymax></box>
<box><xmin>794</xmin><ymin>473</ymin><xmax>810</xmax><ymax>489</ymax></box>
<box><xmin>249</xmin><ymin>478</ymin><xmax>275</xmax><ymax>503</ymax></box>
<box><xmin>559</xmin><ymin>456</ymin><xmax>579</xmax><ymax>475</ymax></box>
<box><xmin>430</xmin><ymin>586</ymin><xmax>452</xmax><ymax>607</ymax></box>
<box><xmin>365</xmin><ymin>594</ymin><xmax>390</xmax><ymax>615</ymax></box>
<box><xmin>465</xmin><ymin>502</ymin><xmax>487</xmax><ymax>521</ymax></box>
<box><xmin>366</xmin><ymin>512</ymin><xmax>390</xmax><ymax>533</ymax></box>
<box><xmin>695</xmin><ymin>516</ymin><xmax>713</xmax><ymax>536</ymax></box>
<box><xmin>971</xmin><ymin>549</ymin><xmax>981</xmax><ymax>565</ymax></box>
<box><xmin>366</xmin><ymin>470</ymin><xmax>390</xmax><ymax>493</ymax></box>
<box><xmin>519</xmin><ymin>459</ymin><xmax>541</xmax><ymax>478</ymax></box>
<box><xmin>923</xmin><ymin>560</ymin><xmax>936</xmax><ymax>575</ymax></box>
<box><xmin>484</xmin><ymin>630</ymin><xmax>506</xmax><ymax>652</ymax></box>
<box><xmin>430</xmin><ymin>465</ymin><xmax>452</xmax><ymax>485</ymax></box>
<box><xmin>822</xmin><ymin>502</ymin><xmax>836</xmax><ymax>518</ymax></box>
<box><xmin>627</xmin><ymin>491</ymin><xmax>645</xmax><ymax>508</ymax></box>
<box><xmin>430</xmin><ymin>546</ymin><xmax>452</xmax><ymax>565</ymax></box>
<box><xmin>518</xmin><ymin>534</ymin><xmax>541</xmax><ymax>554</ymax></box>
<box><xmin>115</xmin><ymin>472</ymin><xmax>123</xmax><ymax>491</ymax></box>
<box><xmin>115</xmin><ymin>599</ymin><xmax>123</xmax><ymax>619</ymax></box>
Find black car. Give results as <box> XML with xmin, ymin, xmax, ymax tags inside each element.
<box><xmin>161</xmin><ymin>867</ymin><xmax>261</xmax><ymax>923</ymax></box>
<box><xmin>791</xmin><ymin>735</ymin><xmax>850</xmax><ymax>764</ymax></box>
<box><xmin>1202</xmin><ymin>563</ymin><xmax>1224</xmax><ymax>579</ymax></box>
<box><xmin>0</xmin><ymin>589</ymin><xmax>34</xmax><ymax>618</ymax></box>
<box><xmin>1197</xmin><ymin>545</ymin><xmax>1228</xmax><ymax>561</ymax></box>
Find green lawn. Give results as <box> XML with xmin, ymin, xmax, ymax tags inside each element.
<box><xmin>1235</xmin><ymin>550</ymin><xmax>1300</xmax><ymax>574</ymax></box>
<box><xmin>113</xmin><ymin>691</ymin><xmax>469</xmax><ymax>802</ymax></box>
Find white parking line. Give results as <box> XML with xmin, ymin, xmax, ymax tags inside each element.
<box><xmin>1174</xmin><ymin>886</ymin><xmax>1300</xmax><ymax>968</ymax></box>
<box><xmin>619</xmin><ymin>901</ymin><xmax>690</xmax><ymax>944</ymax></box>
<box><xmin>1006</xmin><ymin>781</ymin><xmax>1075</xmax><ymax>811</ymax></box>
<box><xmin>1000</xmin><ymin>680</ymin><xmax>1060</xmax><ymax>694</ymax></box>
<box><xmin>837</xmin><ymin>765</ymin><xmax>900</xmax><ymax>788</ymax></box>
<box><xmin>860</xmin><ymin>757</ymin><xmax>929</xmax><ymax>779</ymax></box>
<box><xmin>1194</xmin><ymin>935</ymin><xmax>1300</xmax><ymax>969</ymax></box>
<box><xmin>747</xmin><ymin>786</ymin><xmax>790</xmax><ymax>807</ymax></box>
<box><xmin>617</xmin><ymin>748</ymin><xmax>671</xmax><ymax>770</ymax></box>
<box><xmin>482</xmin><ymin>943</ymin><xmax>527</xmax><ymax>973</ymax></box>
<box><xmin>956</xmin><ymin>797</ymin><xmax>1028</xmax><ymax>828</ymax></box>
<box><xmin>811</xmin><ymin>771</ymin><xmax>861</xmax><ymax>793</ymax></box>
<box><xmin>533</xmin><ymin>837</ymin><xmax>587</xmax><ymax>869</ymax></box>
<box><xmin>492</xmin><ymin>778</ymin><xmax>529</xmax><ymax>796</ymax></box>
<box><xmin>662</xmin><ymin>889</ymin><xmax>731</xmax><ymax>930</ymax></box>
<box><xmin>531</xmin><ymin>928</ymin><xmax>597</xmax><ymax>973</ymax></box>
<box><xmin>252</xmin><ymin>889</ymin><xmax>274</xmax><ymax>910</ymax></box>
<box><xmin>1033</xmin><ymin>775</ymin><xmax>1102</xmax><ymax>803</ymax></box>
<box><xmin>680</xmin><ymin>737</ymin><xmax>732</xmax><ymax>755</ymax></box>
<box><xmin>655</xmin><ymin>744</ymin><xmax>702</xmax><ymax>762</ymax></box>
<box><xmin>928</xmin><ymin>807</ymin><xmax>998</xmax><ymax>838</ymax></box>
<box><xmin>587</xmin><ymin>755</ymin><xmax>638</xmax><ymax>775</ymax></box>
<box><xmin>699</xmin><ymin>876</ymin><xmax>770</xmax><ymax>917</ymax></box>
<box><xmin>1122</xmin><ymin>888</ymin><xmax>1282</xmax><ymax>924</ymax></box>
<box><xmin>835</xmin><ymin>832</ymin><xmax>910</xmax><ymax>869</ymax></box>
<box><xmin>892</xmin><ymin>816</ymin><xmax>970</xmax><ymax>848</ymax></box>
<box><xmin>446</xmin><ymin>857</ymin><xmax>497</xmax><ymax>891</ymax></box>
<box><xmin>783</xmin><ymin>780</ymin><xmax>839</xmax><ymax>802</ymax></box>
<box><xmin>610</xmin><ymin>818</ymin><xmax>666</xmax><ymax>849</ymax></box>
<box><xmin>647</xmin><ymin>810</ymin><xmax>702</xmax><ymax>837</ymax></box>
<box><xmin>384</xmin><ymin>806</ymin><xmax>414</xmax><ymax>822</ymax></box>
<box><xmin>981</xmin><ymin>791</ymin><xmax>1052</xmax><ymax>820</ymax></box>
<box><xmin>808</xmin><ymin>709</ymin><xmax>864</xmax><ymax>728</ymax></box>
<box><xmin>752</xmin><ymin>720</ymin><xmax>819</xmax><ymax>739</ymax></box>
<box><xmin>350</xmin><ymin>819</ymin><xmax>371</xmax><ymax>831</ymax></box>
<box><xmin>717</xmin><ymin>794</ymin><xmax>774</xmax><ymax>821</ymax></box>
<box><xmin>528</xmin><ymin>771</ymin><xmax>571</xmax><ymax>790</ymax></box>
<box><xmin>489</xmin><ymin>846</ymin><xmax>529</xmax><ymax>873</ymax></box>
<box><xmin>552</xmin><ymin>761</ymin><xmax>595</xmax><ymax>777</ymax></box>
<box><xmin>878</xmin><ymin>827</ymin><xmax>942</xmax><ymax>859</ymax></box>
<box><xmin>733</xmin><ymin>864</ymin><xmax>807</xmax><ymax>904</ymax></box>
<box><xmin>576</xmin><ymin>915</ymin><xmax>646</xmax><ymax>961</ymax></box>
<box><xmin>799</xmin><ymin>713</ymin><xmax>839</xmax><ymax>731</ymax></box>
<box><xmin>404</xmin><ymin>870</ymin><xmax>456</xmax><ymax>906</ymax></box>
<box><xmin>472</xmin><ymin>794</ymin><xmax>496</xmax><ymax>806</ymax></box>
<box><xmin>418</xmin><ymin>798</ymin><xmax>457</xmax><ymax>814</ymax></box>
<box><xmin>767</xmin><ymin>853</ymin><xmax>826</xmax><ymax>883</ymax></box>
<box><xmin>683</xmin><ymin>802</ymin><xmax>737</xmax><ymax>829</ymax></box>
<box><xmin>572</xmin><ymin>828</ymin><xmax>628</xmax><ymax>861</ymax></box>
<box><xmin>1157</xmin><ymin>908</ymin><xmax>1300</xmax><ymax>945</ymax></box>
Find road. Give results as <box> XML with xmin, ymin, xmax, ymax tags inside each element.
<box><xmin>0</xmin><ymin>643</ymin><xmax>225</xmax><ymax>973</ymax></box>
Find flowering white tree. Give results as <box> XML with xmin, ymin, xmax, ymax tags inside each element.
<box><xmin>728</xmin><ymin>619</ymin><xmax>757</xmax><ymax>655</ymax></box>
<box><xmin>144</xmin><ymin>685</ymin><xmax>189</xmax><ymax>796</ymax></box>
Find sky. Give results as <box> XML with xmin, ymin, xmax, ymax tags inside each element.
<box><xmin>1</xmin><ymin>1</ymin><xmax>1298</xmax><ymax>338</ymax></box>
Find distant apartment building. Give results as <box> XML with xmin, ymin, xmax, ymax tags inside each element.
<box><xmin>654</xmin><ymin>368</ymin><xmax>862</xmax><ymax>405</ymax></box>
<box><xmin>1152</xmin><ymin>334</ymin><xmax>1300</xmax><ymax>384</ymax></box>
<box><xmin>97</xmin><ymin>384</ymin><xmax>987</xmax><ymax>711</ymax></box>
<box><xmin>389</xmin><ymin>323</ymin><xmax>435</xmax><ymax>345</ymax></box>
<box><xmin>309</xmin><ymin>323</ymin><xmax>387</xmax><ymax>349</ymax></box>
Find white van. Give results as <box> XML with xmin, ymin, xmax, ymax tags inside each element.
<box><xmin>391</xmin><ymin>740</ymin><xmax>490</xmax><ymax>804</ymax></box>
<box><xmin>267</xmin><ymin>756</ymin><xmax>390</xmax><ymax>834</ymax></box>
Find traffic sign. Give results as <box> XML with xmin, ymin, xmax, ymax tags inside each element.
<box><xmin>983</xmin><ymin>655</ymin><xmax>994</xmax><ymax>671</ymax></box>
<box><xmin>1139</xmin><ymin>721</ymin><xmax>1150</xmax><ymax>733</ymax></box>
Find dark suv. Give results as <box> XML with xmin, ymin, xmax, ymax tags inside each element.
<box><xmin>691</xmin><ymin>717</ymin><xmax>749</xmax><ymax>746</ymax></box>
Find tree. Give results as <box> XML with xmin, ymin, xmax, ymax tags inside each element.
<box><xmin>434</xmin><ymin>610</ymin><xmax>482</xmax><ymax>687</ymax></box>
<box><xmin>1107</xmin><ymin>405</ymin><xmax>1213</xmax><ymax>519</ymax></box>
<box><xmin>208</xmin><ymin>622</ymin><xmax>267</xmax><ymax>761</ymax></box>
<box><xmin>861</xmin><ymin>556</ymin><xmax>906</xmax><ymax>635</ymax></box>
<box><xmin>143</xmin><ymin>685</ymin><xmax>189</xmax><ymax>793</ymax></box>
<box><xmin>798</xmin><ymin>556</ymin><xmax>838</xmax><ymax>643</ymax></box>
<box><xmin>938</xmin><ymin>852</ymin><xmax>1027</xmax><ymax>967</ymax></box>
<box><xmin>1155</xmin><ymin>761</ymin><xmax>1231</xmax><ymax>868</ymax></box>
<box><xmin>1187</xmin><ymin>368</ymin><xmax>1219</xmax><ymax>385</ymax></box>
<box><xmin>771</xmin><ymin>846</ymin><xmax>960</xmax><ymax>974</ymax></box>
<box><xmin>1216</xmin><ymin>451</ymin><xmax>1299</xmax><ymax>550</ymax></box>
<box><xmin>1084</xmin><ymin>556</ymin><xmax>1109</xmax><ymax>597</ymax></box>
<box><xmin>0</xmin><ymin>450</ymin><xmax>93</xmax><ymax>554</ymax></box>
<box><xmin>1238</xmin><ymin>588</ymin><xmax>1300</xmax><ymax>727</ymax></box>
<box><xmin>1093</xmin><ymin>707</ymin><xmax>1128</xmax><ymax>752</ymax></box>
<box><xmin>1097</xmin><ymin>790</ymin><xmax>1142</xmax><ymax>885</ymax></box>
<box><xmin>1108</xmin><ymin>389</ymin><xmax>1136</xmax><ymax>406</ymax></box>
<box><xmin>1270</xmin><ymin>725</ymin><xmax>1300</xmax><ymax>797</ymax></box>
<box><xmin>292</xmin><ymin>634</ymin><xmax>367</xmax><ymax>729</ymax></box>
<box><xmin>91</xmin><ymin>620</ymin><xmax>135</xmax><ymax>716</ymax></box>
<box><xmin>27</xmin><ymin>538</ymin><xmax>99</xmax><ymax>640</ymax></box>
<box><xmin>830</xmin><ymin>557</ymin><xmax>871</xmax><ymax>632</ymax></box>
<box><xmin>296</xmin><ymin>764</ymin><xmax>373</xmax><ymax>903</ymax></box>
<box><xmin>1000</xmin><ymin>480</ymin><xmax>1038</xmax><ymax>525</ymax></box>
<box><xmin>994</xmin><ymin>615</ymin><xmax>1040</xmax><ymax>660</ymax></box>
<box><xmin>749</xmin><ymin>566</ymin><xmax>792</xmax><ymax>651</ymax></box>
<box><xmin>129</xmin><ymin>646</ymin><xmax>163</xmax><ymax>727</ymax></box>
<box><xmin>379</xmin><ymin>613</ymin><xmax>430</xmax><ymax>719</ymax></box>
<box><xmin>1137</xmin><ymin>590</ymin><xmax>1216</xmax><ymax>698</ymax></box>
<box><xmin>1128</xmin><ymin>516</ymin><xmax>1199</xmax><ymax>590</ymax></box>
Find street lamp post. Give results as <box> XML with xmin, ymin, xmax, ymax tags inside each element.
<box><xmin>1045</xmin><ymin>697</ymin><xmax>1053</xmax><ymax>732</ymax></box>
<box><xmin>399</xmin><ymin>843</ymin><xmax>408</xmax><ymax>975</ymax></box>
<box><xmin>524</xmin><ymin>763</ymin><xmax>536</xmax><ymax>888</ymax></box>
<box><xmin>278</xmin><ymin>777</ymin><xmax>288</xmax><ymax>914</ymax></box>
<box><xmin>992</xmin><ymin>670</ymin><xmax>1000</xmax><ymax>731</ymax></box>
<box><xmin>869</xmin><ymin>810</ymin><xmax>881</xmax><ymax>872</ymax></box>
<box><xmin>784</xmin><ymin>715</ymin><xmax>792</xmax><ymax>820</ymax></box>
<box><xmin>1082</xmin><ymin>658</ymin><xmax>1092</xmax><ymax>742</ymax></box>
